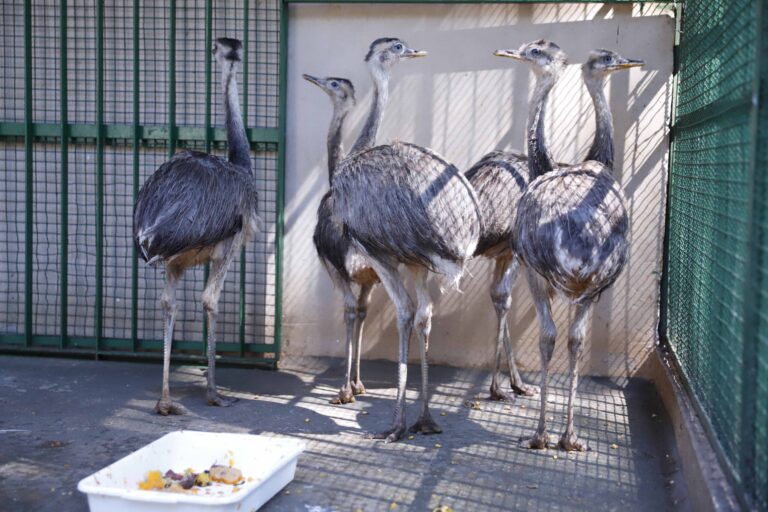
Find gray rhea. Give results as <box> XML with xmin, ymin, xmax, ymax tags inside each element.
<box><xmin>133</xmin><ymin>38</ymin><xmax>259</xmax><ymax>415</ymax></box>
<box><xmin>332</xmin><ymin>38</ymin><xmax>482</xmax><ymax>442</ymax></box>
<box><xmin>498</xmin><ymin>41</ymin><xmax>642</xmax><ymax>450</ymax></box>
<box><xmin>464</xmin><ymin>122</ymin><xmax>543</xmax><ymax>400</ymax></box>
<box><xmin>303</xmin><ymin>74</ymin><xmax>379</xmax><ymax>405</ymax></box>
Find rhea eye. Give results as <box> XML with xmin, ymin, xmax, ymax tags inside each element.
<box><xmin>394</xmin><ymin>43</ymin><xmax>403</xmax><ymax>51</ymax></box>
<box><xmin>530</xmin><ymin>48</ymin><xmax>541</xmax><ymax>56</ymax></box>
<box><xmin>330</xmin><ymin>81</ymin><xmax>339</xmax><ymax>88</ymax></box>
<box><xmin>602</xmin><ymin>55</ymin><xmax>612</xmax><ymax>63</ymax></box>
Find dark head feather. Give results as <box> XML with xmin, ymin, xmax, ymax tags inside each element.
<box><xmin>365</xmin><ymin>37</ymin><xmax>400</xmax><ymax>61</ymax></box>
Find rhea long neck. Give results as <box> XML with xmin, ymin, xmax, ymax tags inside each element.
<box><xmin>584</xmin><ymin>73</ymin><xmax>614</xmax><ymax>168</ymax></box>
<box><xmin>326</xmin><ymin>105</ymin><xmax>349</xmax><ymax>185</ymax></box>
<box><xmin>527</xmin><ymin>72</ymin><xmax>557</xmax><ymax>178</ymax></box>
<box><xmin>350</xmin><ymin>62</ymin><xmax>389</xmax><ymax>154</ymax></box>
<box><xmin>222</xmin><ymin>62</ymin><xmax>252</xmax><ymax>172</ymax></box>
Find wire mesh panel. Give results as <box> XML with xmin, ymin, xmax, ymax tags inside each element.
<box><xmin>665</xmin><ymin>0</ymin><xmax>768</xmax><ymax>508</ymax></box>
<box><xmin>0</xmin><ymin>0</ymin><xmax>283</xmax><ymax>365</ymax></box>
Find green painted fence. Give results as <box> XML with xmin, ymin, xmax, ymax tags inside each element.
<box><xmin>665</xmin><ymin>0</ymin><xmax>768</xmax><ymax>509</ymax></box>
<box><xmin>0</xmin><ymin>0</ymin><xmax>287</xmax><ymax>367</ymax></box>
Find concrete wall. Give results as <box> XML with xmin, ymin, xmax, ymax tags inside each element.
<box><xmin>283</xmin><ymin>3</ymin><xmax>675</xmax><ymax>377</ymax></box>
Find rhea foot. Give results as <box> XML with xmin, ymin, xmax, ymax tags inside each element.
<box><xmin>350</xmin><ymin>379</ymin><xmax>366</xmax><ymax>395</ymax></box>
<box><xmin>154</xmin><ymin>399</ymin><xmax>187</xmax><ymax>416</ymax></box>
<box><xmin>369</xmin><ymin>424</ymin><xmax>407</xmax><ymax>443</ymax></box>
<box><xmin>511</xmin><ymin>382</ymin><xmax>540</xmax><ymax>397</ymax></box>
<box><xmin>519</xmin><ymin>430</ymin><xmax>550</xmax><ymax>449</ymax></box>
<box><xmin>489</xmin><ymin>380</ymin><xmax>515</xmax><ymax>402</ymax></box>
<box><xmin>408</xmin><ymin>413</ymin><xmax>443</xmax><ymax>435</ymax></box>
<box><xmin>330</xmin><ymin>384</ymin><xmax>355</xmax><ymax>405</ymax></box>
<box><xmin>207</xmin><ymin>392</ymin><xmax>238</xmax><ymax>407</ymax></box>
<box><xmin>559</xmin><ymin>431</ymin><xmax>588</xmax><ymax>451</ymax></box>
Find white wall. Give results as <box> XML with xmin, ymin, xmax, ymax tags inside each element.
<box><xmin>283</xmin><ymin>3</ymin><xmax>675</xmax><ymax>377</ymax></box>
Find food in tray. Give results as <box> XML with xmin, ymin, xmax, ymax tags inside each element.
<box><xmin>138</xmin><ymin>464</ymin><xmax>244</xmax><ymax>493</ymax></box>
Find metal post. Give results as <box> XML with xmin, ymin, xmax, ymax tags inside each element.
<box><xmin>168</xmin><ymin>0</ymin><xmax>177</xmax><ymax>157</ymax></box>
<box><xmin>131</xmin><ymin>0</ymin><xmax>141</xmax><ymax>351</ymax></box>
<box><xmin>274</xmin><ymin>0</ymin><xmax>289</xmax><ymax>364</ymax></box>
<box><xmin>202</xmin><ymin>0</ymin><xmax>212</xmax><ymax>355</ymax></box>
<box><xmin>95</xmin><ymin>0</ymin><xmax>105</xmax><ymax>351</ymax></box>
<box><xmin>239</xmin><ymin>0</ymin><xmax>250</xmax><ymax>355</ymax></box>
<box><xmin>23</xmin><ymin>0</ymin><xmax>33</xmax><ymax>347</ymax></box>
<box><xmin>738</xmin><ymin>0</ymin><xmax>764</xmax><ymax>498</ymax></box>
<box><xmin>60</xmin><ymin>0</ymin><xmax>69</xmax><ymax>348</ymax></box>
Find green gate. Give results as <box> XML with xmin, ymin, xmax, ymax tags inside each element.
<box><xmin>0</xmin><ymin>0</ymin><xmax>287</xmax><ymax>366</ymax></box>
<box><xmin>665</xmin><ymin>0</ymin><xmax>768</xmax><ymax>509</ymax></box>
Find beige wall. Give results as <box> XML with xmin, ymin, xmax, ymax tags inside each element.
<box><xmin>283</xmin><ymin>3</ymin><xmax>675</xmax><ymax>377</ymax></box>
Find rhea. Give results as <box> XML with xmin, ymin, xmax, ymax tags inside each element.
<box><xmin>497</xmin><ymin>40</ymin><xmax>642</xmax><ymax>450</ymax></box>
<box><xmin>332</xmin><ymin>38</ymin><xmax>482</xmax><ymax>442</ymax></box>
<box><xmin>303</xmin><ymin>74</ymin><xmax>379</xmax><ymax>405</ymax></box>
<box><xmin>133</xmin><ymin>38</ymin><xmax>259</xmax><ymax>415</ymax></box>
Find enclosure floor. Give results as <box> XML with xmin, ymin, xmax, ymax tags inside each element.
<box><xmin>0</xmin><ymin>355</ymin><xmax>685</xmax><ymax>511</ymax></box>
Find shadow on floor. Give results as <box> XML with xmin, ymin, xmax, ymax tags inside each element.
<box><xmin>0</xmin><ymin>355</ymin><xmax>685</xmax><ymax>511</ymax></box>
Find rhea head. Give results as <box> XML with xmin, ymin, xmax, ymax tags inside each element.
<box><xmin>582</xmin><ymin>49</ymin><xmax>644</xmax><ymax>79</ymax></box>
<box><xmin>302</xmin><ymin>74</ymin><xmax>356</xmax><ymax>113</ymax></box>
<box><xmin>364</xmin><ymin>37</ymin><xmax>427</xmax><ymax>71</ymax></box>
<box><xmin>494</xmin><ymin>39</ymin><xmax>568</xmax><ymax>77</ymax></box>
<box><xmin>212</xmin><ymin>37</ymin><xmax>243</xmax><ymax>68</ymax></box>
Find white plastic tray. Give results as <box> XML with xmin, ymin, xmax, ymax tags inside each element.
<box><xmin>77</xmin><ymin>430</ymin><xmax>305</xmax><ymax>512</ymax></box>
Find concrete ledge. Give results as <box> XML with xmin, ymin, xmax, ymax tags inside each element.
<box><xmin>648</xmin><ymin>348</ymin><xmax>741</xmax><ymax>511</ymax></box>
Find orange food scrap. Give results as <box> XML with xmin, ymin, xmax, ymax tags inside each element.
<box><xmin>138</xmin><ymin>470</ymin><xmax>164</xmax><ymax>490</ymax></box>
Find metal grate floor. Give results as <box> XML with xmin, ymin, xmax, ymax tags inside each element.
<box><xmin>0</xmin><ymin>355</ymin><xmax>684</xmax><ymax>511</ymax></box>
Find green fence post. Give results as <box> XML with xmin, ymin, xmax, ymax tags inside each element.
<box><xmin>131</xmin><ymin>0</ymin><xmax>141</xmax><ymax>351</ymax></box>
<box><xmin>168</xmin><ymin>0</ymin><xmax>177</xmax><ymax>158</ymax></box>
<box><xmin>274</xmin><ymin>0</ymin><xmax>289</xmax><ymax>365</ymax></box>
<box><xmin>239</xmin><ymin>0</ymin><xmax>250</xmax><ymax>356</ymax></box>
<box><xmin>23</xmin><ymin>0</ymin><xmax>33</xmax><ymax>347</ymax></box>
<box><xmin>202</xmin><ymin>0</ymin><xmax>212</xmax><ymax>356</ymax></box>
<box><xmin>739</xmin><ymin>0</ymin><xmax>764</xmax><ymax>499</ymax></box>
<box><xmin>95</xmin><ymin>0</ymin><xmax>105</xmax><ymax>352</ymax></box>
<box><xmin>60</xmin><ymin>0</ymin><xmax>69</xmax><ymax>349</ymax></box>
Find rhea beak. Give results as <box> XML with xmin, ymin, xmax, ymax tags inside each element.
<box><xmin>615</xmin><ymin>58</ymin><xmax>645</xmax><ymax>69</ymax></box>
<box><xmin>302</xmin><ymin>74</ymin><xmax>323</xmax><ymax>88</ymax></box>
<box><xmin>403</xmin><ymin>47</ymin><xmax>428</xmax><ymax>59</ymax></box>
<box><xmin>494</xmin><ymin>49</ymin><xmax>521</xmax><ymax>60</ymax></box>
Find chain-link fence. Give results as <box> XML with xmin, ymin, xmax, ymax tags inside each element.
<box><xmin>0</xmin><ymin>0</ymin><xmax>285</xmax><ymax>366</ymax></box>
<box><xmin>665</xmin><ymin>0</ymin><xmax>768</xmax><ymax>508</ymax></box>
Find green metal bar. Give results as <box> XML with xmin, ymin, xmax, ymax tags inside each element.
<box><xmin>239</xmin><ymin>0</ymin><xmax>250</xmax><ymax>356</ymax></box>
<box><xmin>131</xmin><ymin>0</ymin><xmax>140</xmax><ymax>351</ymax></box>
<box><xmin>60</xmin><ymin>0</ymin><xmax>69</xmax><ymax>349</ymax></box>
<box><xmin>168</xmin><ymin>0</ymin><xmax>177</xmax><ymax>157</ymax></box>
<box><xmin>0</xmin><ymin>122</ymin><xmax>279</xmax><ymax>143</ymax></box>
<box><xmin>203</xmin><ymin>0</ymin><xmax>212</xmax><ymax>356</ymax></box>
<box><xmin>274</xmin><ymin>0</ymin><xmax>289</xmax><ymax>363</ymax></box>
<box><xmin>23</xmin><ymin>0</ymin><xmax>33</xmax><ymax>347</ymax></box>
<box><xmin>95</xmin><ymin>0</ymin><xmax>105</xmax><ymax>351</ymax></box>
<box><xmin>738</xmin><ymin>0</ymin><xmax>764</xmax><ymax>498</ymax></box>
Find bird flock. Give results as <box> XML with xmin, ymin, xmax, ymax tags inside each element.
<box><xmin>134</xmin><ymin>36</ymin><xmax>644</xmax><ymax>452</ymax></box>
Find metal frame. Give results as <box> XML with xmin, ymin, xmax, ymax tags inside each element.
<box><xmin>0</xmin><ymin>0</ymin><xmax>285</xmax><ymax>368</ymax></box>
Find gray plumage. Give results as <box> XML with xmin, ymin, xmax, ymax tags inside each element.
<box><xmin>331</xmin><ymin>38</ymin><xmax>479</xmax><ymax>442</ymax></box>
<box><xmin>499</xmin><ymin>41</ymin><xmax>642</xmax><ymax>451</ymax></box>
<box><xmin>132</xmin><ymin>37</ymin><xmax>258</xmax><ymax>415</ymax></box>
<box><xmin>304</xmin><ymin>73</ymin><xmax>377</xmax><ymax>405</ymax></box>
<box><xmin>134</xmin><ymin>151</ymin><xmax>257</xmax><ymax>266</ymax></box>
<box><xmin>335</xmin><ymin>142</ymin><xmax>481</xmax><ymax>277</ymax></box>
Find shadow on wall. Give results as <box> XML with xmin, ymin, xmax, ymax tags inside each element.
<box><xmin>284</xmin><ymin>3</ymin><xmax>675</xmax><ymax>377</ymax></box>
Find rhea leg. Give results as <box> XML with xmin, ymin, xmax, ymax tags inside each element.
<box><xmin>351</xmin><ymin>282</ymin><xmax>374</xmax><ymax>395</ymax></box>
<box><xmin>155</xmin><ymin>265</ymin><xmax>186</xmax><ymax>415</ymax></box>
<box><xmin>489</xmin><ymin>255</ymin><xmax>537</xmax><ymax>400</ymax></box>
<box><xmin>520</xmin><ymin>269</ymin><xmax>556</xmax><ymax>449</ymax></box>
<box><xmin>408</xmin><ymin>266</ymin><xmax>442</xmax><ymax>435</ymax></box>
<box><xmin>559</xmin><ymin>301</ymin><xmax>591</xmax><ymax>451</ymax></box>
<box><xmin>365</xmin><ymin>257</ymin><xmax>413</xmax><ymax>443</ymax></box>
<box><xmin>202</xmin><ymin>236</ymin><xmax>241</xmax><ymax>407</ymax></box>
<box><xmin>330</xmin><ymin>278</ymin><xmax>357</xmax><ymax>405</ymax></box>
